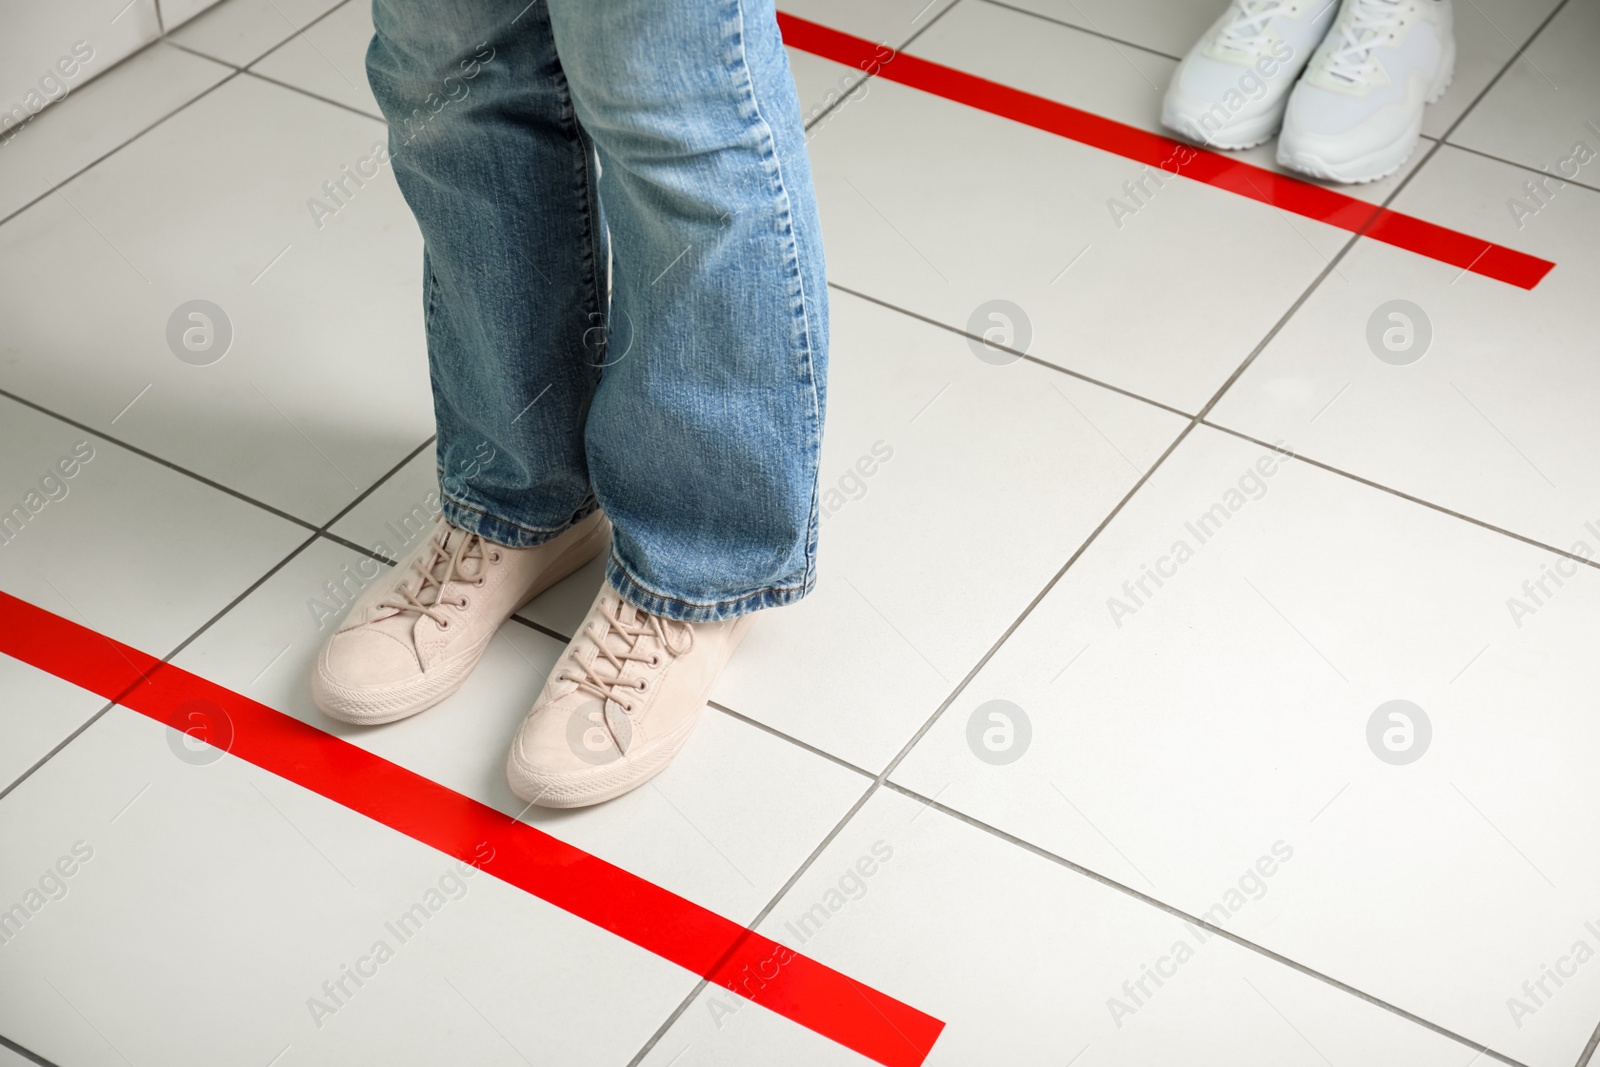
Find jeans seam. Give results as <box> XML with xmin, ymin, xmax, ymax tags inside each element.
<box><xmin>438</xmin><ymin>484</ymin><xmax>594</xmax><ymax>544</ymax></box>
<box><xmin>607</xmin><ymin>548</ymin><xmax>810</xmax><ymax>615</ymax></box>
<box><xmin>730</xmin><ymin>0</ymin><xmax>826</xmax><ymax>598</ymax></box>
<box><xmin>555</xmin><ymin>61</ymin><xmax>607</xmax><ymax>366</ymax></box>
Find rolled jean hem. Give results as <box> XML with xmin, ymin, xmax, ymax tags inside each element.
<box><xmin>438</xmin><ymin>491</ymin><xmax>599</xmax><ymax>549</ymax></box>
<box><xmin>605</xmin><ymin>553</ymin><xmax>812</xmax><ymax>624</ymax></box>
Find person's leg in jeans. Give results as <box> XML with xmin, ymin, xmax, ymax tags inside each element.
<box><xmin>505</xmin><ymin>0</ymin><xmax>828</xmax><ymax>807</ymax></box>
<box><xmin>312</xmin><ymin>0</ymin><xmax>828</xmax><ymax>810</ymax></box>
<box><xmin>311</xmin><ymin>0</ymin><xmax>615</xmax><ymax>729</ymax></box>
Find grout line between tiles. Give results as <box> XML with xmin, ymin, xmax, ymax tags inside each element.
<box><xmin>0</xmin><ymin>2</ymin><xmax>1588</xmax><ymax>1061</ymax></box>
<box><xmin>826</xmin><ymin>280</ymin><xmax>1197</xmax><ymax>420</ymax></box>
<box><xmin>1204</xmin><ymin>420</ymin><xmax>1600</xmax><ymax>572</ymax></box>
<box><xmin>0</xmin><ymin>434</ymin><xmax>434</xmax><ymax>802</ymax></box>
<box><xmin>0</xmin><ymin>65</ymin><xmax>242</xmax><ymax>232</ymax></box>
<box><xmin>621</xmin><ymin>778</ymin><xmax>883</xmax><ymax>1067</ymax></box>
<box><xmin>829</xmin><ymin>279</ymin><xmax>1600</xmax><ymax>578</ymax></box>
<box><xmin>975</xmin><ymin>0</ymin><xmax>1183</xmax><ymax>61</ymax></box>
<box><xmin>0</xmin><ymin>530</ymin><xmax>320</xmax><ymax>805</ymax></box>
<box><xmin>243</xmin><ymin>68</ymin><xmax>385</xmax><ymax>122</ymax></box>
<box><xmin>0</xmin><ymin>385</ymin><xmax>320</xmax><ymax>534</ymax></box>
<box><xmin>240</xmin><ymin>0</ymin><xmax>360</xmax><ymax>70</ymax></box>
<box><xmin>801</xmin><ymin>0</ymin><xmax>966</xmax><ymax>133</ymax></box>
<box><xmin>1444</xmin><ymin>140</ymin><xmax>1600</xmax><ymax>198</ymax></box>
<box><xmin>875</xmin><ymin>781</ymin><xmax>1528</xmax><ymax>1067</ymax></box>
<box><xmin>1577</xmin><ymin>1017</ymin><xmax>1600</xmax><ymax>1067</ymax></box>
<box><xmin>1430</xmin><ymin>0</ymin><xmax>1573</xmax><ymax>147</ymax></box>
<box><xmin>0</xmin><ymin>0</ymin><xmax>363</xmax><ymax>234</ymax></box>
<box><xmin>627</xmin><ymin>20</ymin><xmax>1582</xmax><ymax>1043</ymax></box>
<box><xmin>0</xmin><ymin>1031</ymin><xmax>59</xmax><ymax>1067</ymax></box>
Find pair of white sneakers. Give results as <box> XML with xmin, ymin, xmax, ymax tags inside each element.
<box><xmin>310</xmin><ymin>512</ymin><xmax>752</xmax><ymax>809</ymax></box>
<box><xmin>1162</xmin><ymin>0</ymin><xmax>1455</xmax><ymax>183</ymax></box>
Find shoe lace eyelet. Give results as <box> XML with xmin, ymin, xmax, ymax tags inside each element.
<box><xmin>489</xmin><ymin>550</ymin><xmax>502</xmax><ymax>563</ymax></box>
<box><xmin>649</xmin><ymin>654</ymin><xmax>661</xmax><ymax>667</ymax></box>
<box><xmin>635</xmin><ymin>678</ymin><xmax>648</xmax><ymax>691</ymax></box>
<box><xmin>438</xmin><ymin>619</ymin><xmax>451</xmax><ymax>631</ymax></box>
<box><xmin>457</xmin><ymin>597</ymin><xmax>470</xmax><ymax>610</ymax></box>
<box><xmin>474</xmin><ymin>577</ymin><xmax>485</xmax><ymax>587</ymax></box>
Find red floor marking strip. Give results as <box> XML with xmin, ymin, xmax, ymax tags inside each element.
<box><xmin>779</xmin><ymin>13</ymin><xmax>1556</xmax><ymax>290</ymax></box>
<box><xmin>0</xmin><ymin>589</ymin><xmax>944</xmax><ymax>1067</ymax></box>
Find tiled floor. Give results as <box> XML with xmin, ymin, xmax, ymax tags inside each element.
<box><xmin>1</xmin><ymin>0</ymin><xmax>1596</xmax><ymax>1064</ymax></box>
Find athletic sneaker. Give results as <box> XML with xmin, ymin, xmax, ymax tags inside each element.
<box><xmin>505</xmin><ymin>583</ymin><xmax>753</xmax><ymax>808</ymax></box>
<box><xmin>312</xmin><ymin>511</ymin><xmax>612</xmax><ymax>725</ymax></box>
<box><xmin>1162</xmin><ymin>0</ymin><xmax>1336</xmax><ymax>150</ymax></box>
<box><xmin>1277</xmin><ymin>0</ymin><xmax>1454</xmax><ymax>182</ymax></box>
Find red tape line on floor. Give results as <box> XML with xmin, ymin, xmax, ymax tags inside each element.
<box><xmin>0</xmin><ymin>589</ymin><xmax>944</xmax><ymax>1067</ymax></box>
<box><xmin>779</xmin><ymin>13</ymin><xmax>1556</xmax><ymax>290</ymax></box>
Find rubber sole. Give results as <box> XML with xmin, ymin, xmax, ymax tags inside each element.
<box><xmin>1276</xmin><ymin>41</ymin><xmax>1456</xmax><ymax>185</ymax></box>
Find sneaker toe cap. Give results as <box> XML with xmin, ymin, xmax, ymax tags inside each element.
<box><xmin>321</xmin><ymin>628</ymin><xmax>422</xmax><ymax>687</ymax></box>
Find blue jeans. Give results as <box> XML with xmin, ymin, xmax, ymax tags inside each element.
<box><xmin>365</xmin><ymin>0</ymin><xmax>828</xmax><ymax>623</ymax></box>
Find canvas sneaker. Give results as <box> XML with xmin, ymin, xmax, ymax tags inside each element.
<box><xmin>312</xmin><ymin>510</ymin><xmax>611</xmax><ymax>725</ymax></box>
<box><xmin>505</xmin><ymin>582</ymin><xmax>754</xmax><ymax>808</ymax></box>
<box><xmin>1277</xmin><ymin>0</ymin><xmax>1454</xmax><ymax>182</ymax></box>
<box><xmin>1162</xmin><ymin>0</ymin><xmax>1337</xmax><ymax>149</ymax></box>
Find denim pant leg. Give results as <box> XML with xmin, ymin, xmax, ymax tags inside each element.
<box><xmin>548</xmin><ymin>0</ymin><xmax>829</xmax><ymax>624</ymax></box>
<box><xmin>366</xmin><ymin>0</ymin><xmax>604</xmax><ymax>547</ymax></box>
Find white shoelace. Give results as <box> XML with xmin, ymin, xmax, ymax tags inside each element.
<box><xmin>1323</xmin><ymin>0</ymin><xmax>1408</xmax><ymax>85</ymax></box>
<box><xmin>562</xmin><ymin>600</ymin><xmax>694</xmax><ymax>714</ymax></box>
<box><xmin>376</xmin><ymin>527</ymin><xmax>494</xmax><ymax>629</ymax></box>
<box><xmin>1217</xmin><ymin>0</ymin><xmax>1299</xmax><ymax>53</ymax></box>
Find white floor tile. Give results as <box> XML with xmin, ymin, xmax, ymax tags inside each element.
<box><xmin>0</xmin><ymin>43</ymin><xmax>230</xmax><ymax>222</ymax></box>
<box><xmin>983</xmin><ymin>0</ymin><xmax>1209</xmax><ymax>58</ymax></box>
<box><xmin>167</xmin><ymin>0</ymin><xmax>348</xmax><ymax>67</ymax></box>
<box><xmin>325</xmin><ymin>439</ymin><xmax>437</xmax><ymax>563</ymax></box>
<box><xmin>160</xmin><ymin>0</ymin><xmax>226</xmax><ymax>31</ymax></box>
<box><xmin>1450</xmin><ymin>0</ymin><xmax>1600</xmax><ymax>183</ymax></box>
<box><xmin>781</xmin><ymin>0</ymin><xmax>960</xmax><ymax>47</ymax></box>
<box><xmin>249</xmin><ymin>0</ymin><xmax>379</xmax><ymax>118</ymax></box>
<box><xmin>638</xmin><ymin>788</ymin><xmax>1481</xmax><ymax>1066</ymax></box>
<box><xmin>0</xmin><ymin>706</ymin><xmax>690</xmax><ymax>1067</ymax></box>
<box><xmin>782</xmin><ymin>0</ymin><xmax>959</xmax><ymax>127</ymax></box>
<box><xmin>808</xmin><ymin>5</ymin><xmax>1355</xmax><ymax>413</ymax></box>
<box><xmin>170</xmin><ymin>536</ymin><xmax>872</xmax><ymax>923</ymax></box>
<box><xmin>0</xmin><ymin>74</ymin><xmax>433</xmax><ymax>527</ymax></box>
<box><xmin>0</xmin><ymin>0</ymin><xmax>162</xmax><ymax>111</ymax></box>
<box><xmin>0</xmin><ymin>661</ymin><xmax>105</xmax><ymax>795</ymax></box>
<box><xmin>1210</xmin><ymin>145</ymin><xmax>1599</xmax><ymax>554</ymax></box>
<box><xmin>892</xmin><ymin>425</ymin><xmax>1600</xmax><ymax>1066</ymax></box>
<box><xmin>788</xmin><ymin>48</ymin><xmax>876</xmax><ymax>130</ymax></box>
<box><xmin>707</xmin><ymin>289</ymin><xmax>1186</xmax><ymax>771</ymax></box>
<box><xmin>0</xmin><ymin>395</ymin><xmax>307</xmax><ymax>657</ymax></box>
<box><xmin>1423</xmin><ymin>0</ymin><xmax>1563</xmax><ymax>139</ymax></box>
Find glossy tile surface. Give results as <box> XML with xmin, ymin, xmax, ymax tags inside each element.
<box><xmin>2</xmin><ymin>1</ymin><xmax>1595</xmax><ymax>1063</ymax></box>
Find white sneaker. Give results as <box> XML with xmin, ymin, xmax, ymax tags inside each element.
<box><xmin>1277</xmin><ymin>0</ymin><xmax>1454</xmax><ymax>182</ymax></box>
<box><xmin>311</xmin><ymin>511</ymin><xmax>612</xmax><ymax>725</ymax></box>
<box><xmin>505</xmin><ymin>583</ymin><xmax>753</xmax><ymax>808</ymax></box>
<box><xmin>1162</xmin><ymin>0</ymin><xmax>1337</xmax><ymax>150</ymax></box>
